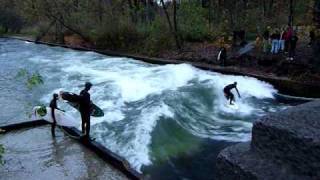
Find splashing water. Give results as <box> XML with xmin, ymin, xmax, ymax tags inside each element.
<box><xmin>0</xmin><ymin>39</ymin><xmax>288</xmax><ymax>176</ymax></box>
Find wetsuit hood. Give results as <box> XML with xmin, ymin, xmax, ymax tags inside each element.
<box><xmin>85</xmin><ymin>82</ymin><xmax>92</xmax><ymax>90</ymax></box>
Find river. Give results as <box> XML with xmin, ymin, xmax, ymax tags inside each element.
<box><xmin>0</xmin><ymin>38</ymin><xmax>288</xmax><ymax>179</ymax></box>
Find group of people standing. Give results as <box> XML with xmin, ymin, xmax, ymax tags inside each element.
<box><xmin>50</xmin><ymin>82</ymin><xmax>92</xmax><ymax>140</ymax></box>
<box><xmin>263</xmin><ymin>26</ymin><xmax>298</xmax><ymax>60</ymax></box>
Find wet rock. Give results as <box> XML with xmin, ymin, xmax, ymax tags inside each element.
<box><xmin>216</xmin><ymin>100</ymin><xmax>320</xmax><ymax>179</ymax></box>
<box><xmin>216</xmin><ymin>143</ymin><xmax>309</xmax><ymax>180</ymax></box>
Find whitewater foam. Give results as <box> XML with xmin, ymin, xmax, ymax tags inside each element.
<box><xmin>20</xmin><ymin>43</ymin><xmax>284</xmax><ymax>172</ymax></box>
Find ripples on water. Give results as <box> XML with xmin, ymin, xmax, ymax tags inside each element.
<box><xmin>0</xmin><ymin>39</ymin><xmax>288</xmax><ymax>179</ymax></box>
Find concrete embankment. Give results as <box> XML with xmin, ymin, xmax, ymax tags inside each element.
<box><xmin>0</xmin><ymin>125</ymin><xmax>129</xmax><ymax>180</ymax></box>
<box><xmin>216</xmin><ymin>100</ymin><xmax>320</xmax><ymax>180</ymax></box>
<box><xmin>3</xmin><ymin>36</ymin><xmax>320</xmax><ymax>99</ymax></box>
<box><xmin>0</xmin><ymin>120</ymin><xmax>143</xmax><ymax>180</ymax></box>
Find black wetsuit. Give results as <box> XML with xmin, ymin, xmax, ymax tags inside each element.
<box><xmin>289</xmin><ymin>35</ymin><xmax>298</xmax><ymax>58</ymax></box>
<box><xmin>223</xmin><ymin>84</ymin><xmax>236</xmax><ymax>103</ymax></box>
<box><xmin>79</xmin><ymin>89</ymin><xmax>91</xmax><ymax>138</ymax></box>
<box><xmin>49</xmin><ymin>99</ymin><xmax>57</xmax><ymax>137</ymax></box>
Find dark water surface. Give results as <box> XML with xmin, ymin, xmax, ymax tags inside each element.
<box><xmin>0</xmin><ymin>39</ymin><xmax>288</xmax><ymax>179</ymax></box>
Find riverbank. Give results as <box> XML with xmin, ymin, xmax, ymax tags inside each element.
<box><xmin>2</xmin><ymin>35</ymin><xmax>320</xmax><ymax>98</ymax></box>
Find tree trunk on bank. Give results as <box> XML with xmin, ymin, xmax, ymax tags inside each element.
<box><xmin>45</xmin><ymin>12</ymin><xmax>90</xmax><ymax>43</ymax></box>
<box><xmin>160</xmin><ymin>0</ymin><xmax>181</xmax><ymax>50</ymax></box>
<box><xmin>36</xmin><ymin>20</ymin><xmax>56</xmax><ymax>42</ymax></box>
<box><xmin>173</xmin><ymin>0</ymin><xmax>181</xmax><ymax>49</ymax></box>
<box><xmin>313</xmin><ymin>0</ymin><xmax>320</xmax><ymax>70</ymax></box>
<box><xmin>127</xmin><ymin>0</ymin><xmax>136</xmax><ymax>23</ymax></box>
<box><xmin>98</xmin><ymin>0</ymin><xmax>103</xmax><ymax>23</ymax></box>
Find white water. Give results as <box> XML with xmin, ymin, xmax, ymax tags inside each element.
<box><xmin>14</xmin><ymin>43</ymin><xmax>282</xmax><ymax>172</ymax></box>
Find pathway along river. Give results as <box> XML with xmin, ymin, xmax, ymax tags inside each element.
<box><xmin>0</xmin><ymin>39</ymin><xmax>288</xmax><ymax>179</ymax></box>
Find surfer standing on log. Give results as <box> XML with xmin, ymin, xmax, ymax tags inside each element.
<box><xmin>79</xmin><ymin>82</ymin><xmax>92</xmax><ymax>140</ymax></box>
<box><xmin>223</xmin><ymin>82</ymin><xmax>241</xmax><ymax>105</ymax></box>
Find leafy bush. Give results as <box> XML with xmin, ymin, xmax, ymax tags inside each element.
<box><xmin>27</xmin><ymin>72</ymin><xmax>44</xmax><ymax>89</ymax></box>
<box><xmin>36</xmin><ymin>106</ymin><xmax>47</xmax><ymax>117</ymax></box>
<box><xmin>178</xmin><ymin>2</ymin><xmax>211</xmax><ymax>42</ymax></box>
<box><xmin>16</xmin><ymin>69</ymin><xmax>44</xmax><ymax>89</ymax></box>
<box><xmin>0</xmin><ymin>10</ymin><xmax>24</xmax><ymax>33</ymax></box>
<box><xmin>90</xmin><ymin>19</ymin><xmax>142</xmax><ymax>50</ymax></box>
<box><xmin>138</xmin><ymin>16</ymin><xmax>175</xmax><ymax>55</ymax></box>
<box><xmin>0</xmin><ymin>144</ymin><xmax>4</xmax><ymax>165</ymax></box>
<box><xmin>0</xmin><ymin>26</ymin><xmax>6</xmax><ymax>35</ymax></box>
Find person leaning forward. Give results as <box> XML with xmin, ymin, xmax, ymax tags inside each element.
<box><xmin>50</xmin><ymin>93</ymin><xmax>64</xmax><ymax>137</ymax></box>
<box><xmin>223</xmin><ymin>82</ymin><xmax>241</xmax><ymax>105</ymax></box>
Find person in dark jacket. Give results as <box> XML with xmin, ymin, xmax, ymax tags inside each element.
<box><xmin>309</xmin><ymin>30</ymin><xmax>315</xmax><ymax>46</ymax></box>
<box><xmin>79</xmin><ymin>82</ymin><xmax>92</xmax><ymax>139</ymax></box>
<box><xmin>284</xmin><ymin>26</ymin><xmax>293</xmax><ymax>53</ymax></box>
<box><xmin>217</xmin><ymin>47</ymin><xmax>227</xmax><ymax>66</ymax></box>
<box><xmin>50</xmin><ymin>93</ymin><xmax>64</xmax><ymax>137</ymax></box>
<box><xmin>223</xmin><ymin>82</ymin><xmax>241</xmax><ymax>105</ymax></box>
<box><xmin>288</xmin><ymin>32</ymin><xmax>299</xmax><ymax>60</ymax></box>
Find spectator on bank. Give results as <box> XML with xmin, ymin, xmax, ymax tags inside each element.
<box><xmin>262</xmin><ymin>29</ymin><xmax>270</xmax><ymax>53</ymax></box>
<box><xmin>270</xmin><ymin>30</ymin><xmax>280</xmax><ymax>54</ymax></box>
<box><xmin>255</xmin><ymin>35</ymin><xmax>263</xmax><ymax>51</ymax></box>
<box><xmin>284</xmin><ymin>26</ymin><xmax>293</xmax><ymax>53</ymax></box>
<box><xmin>278</xmin><ymin>27</ymin><xmax>286</xmax><ymax>52</ymax></box>
<box><xmin>309</xmin><ymin>30</ymin><xmax>316</xmax><ymax>47</ymax></box>
<box><xmin>217</xmin><ymin>46</ymin><xmax>227</xmax><ymax>66</ymax></box>
<box><xmin>288</xmin><ymin>32</ymin><xmax>299</xmax><ymax>61</ymax></box>
<box><xmin>233</xmin><ymin>30</ymin><xmax>246</xmax><ymax>46</ymax></box>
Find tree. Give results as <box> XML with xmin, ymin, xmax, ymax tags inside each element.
<box><xmin>160</xmin><ymin>0</ymin><xmax>181</xmax><ymax>49</ymax></box>
<box><xmin>0</xmin><ymin>1</ymin><xmax>24</xmax><ymax>33</ymax></box>
<box><xmin>313</xmin><ymin>0</ymin><xmax>320</xmax><ymax>69</ymax></box>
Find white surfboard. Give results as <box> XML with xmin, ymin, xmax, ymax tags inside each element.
<box><xmin>225</xmin><ymin>103</ymin><xmax>239</xmax><ymax>110</ymax></box>
<box><xmin>32</xmin><ymin>106</ymin><xmax>79</xmax><ymax>127</ymax></box>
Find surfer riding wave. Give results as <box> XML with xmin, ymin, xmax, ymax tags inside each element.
<box><xmin>223</xmin><ymin>82</ymin><xmax>241</xmax><ymax>105</ymax></box>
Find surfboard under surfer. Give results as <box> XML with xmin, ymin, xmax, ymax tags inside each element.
<box><xmin>223</xmin><ymin>82</ymin><xmax>241</xmax><ymax>105</ymax></box>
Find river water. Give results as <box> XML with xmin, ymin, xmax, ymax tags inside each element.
<box><xmin>0</xmin><ymin>39</ymin><xmax>288</xmax><ymax>179</ymax></box>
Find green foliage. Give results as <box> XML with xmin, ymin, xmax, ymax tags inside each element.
<box><xmin>2</xmin><ymin>0</ymin><xmax>318</xmax><ymax>54</ymax></box>
<box><xmin>27</xmin><ymin>72</ymin><xmax>44</xmax><ymax>90</ymax></box>
<box><xmin>0</xmin><ymin>8</ymin><xmax>24</xmax><ymax>33</ymax></box>
<box><xmin>16</xmin><ymin>69</ymin><xmax>44</xmax><ymax>90</ymax></box>
<box><xmin>90</xmin><ymin>20</ymin><xmax>141</xmax><ymax>50</ymax></box>
<box><xmin>16</xmin><ymin>69</ymin><xmax>28</xmax><ymax>78</ymax></box>
<box><xmin>36</xmin><ymin>106</ymin><xmax>47</xmax><ymax>117</ymax></box>
<box><xmin>138</xmin><ymin>16</ymin><xmax>175</xmax><ymax>55</ymax></box>
<box><xmin>0</xmin><ymin>144</ymin><xmax>4</xmax><ymax>165</ymax></box>
<box><xmin>0</xmin><ymin>26</ymin><xmax>5</xmax><ymax>35</ymax></box>
<box><xmin>178</xmin><ymin>2</ymin><xmax>211</xmax><ymax>41</ymax></box>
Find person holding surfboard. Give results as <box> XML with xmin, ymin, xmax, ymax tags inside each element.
<box><xmin>50</xmin><ymin>93</ymin><xmax>64</xmax><ymax>137</ymax></box>
<box><xmin>79</xmin><ymin>82</ymin><xmax>92</xmax><ymax>139</ymax></box>
<box><xmin>223</xmin><ymin>82</ymin><xmax>241</xmax><ymax>105</ymax></box>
